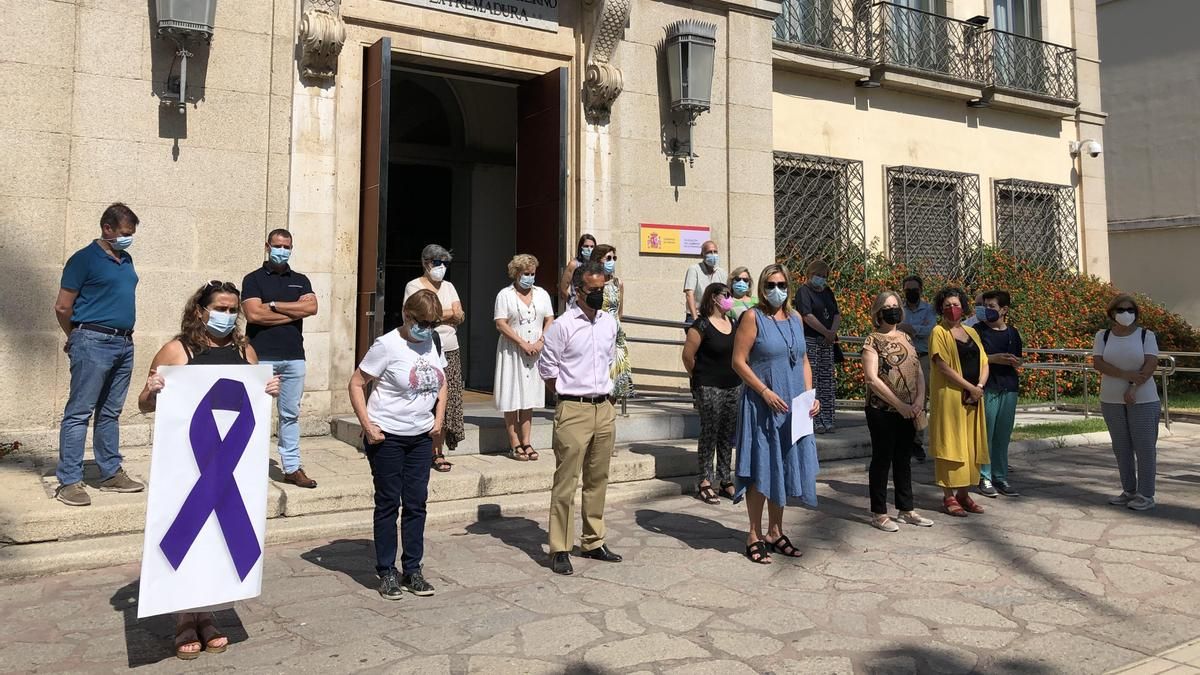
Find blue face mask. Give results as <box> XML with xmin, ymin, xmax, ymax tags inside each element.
<box><xmin>765</xmin><ymin>287</ymin><xmax>788</xmax><ymax>307</ymax></box>
<box><xmin>518</xmin><ymin>274</ymin><xmax>536</xmax><ymax>290</ymax></box>
<box><xmin>410</xmin><ymin>324</ymin><xmax>434</xmax><ymax>342</ymax></box>
<box><xmin>810</xmin><ymin>275</ymin><xmax>826</xmax><ymax>290</ymax></box>
<box><xmin>974</xmin><ymin>306</ymin><xmax>988</xmax><ymax>322</ymax></box>
<box><xmin>704</xmin><ymin>253</ymin><xmax>719</xmax><ymax>268</ymax></box>
<box><xmin>580</xmin><ymin>246</ymin><xmax>594</xmax><ymax>260</ymax></box>
<box><xmin>107</xmin><ymin>235</ymin><xmax>134</xmax><ymax>251</ymax></box>
<box><xmin>732</xmin><ymin>280</ymin><xmax>750</xmax><ymax>296</ymax></box>
<box><xmin>205</xmin><ymin>310</ymin><xmax>238</xmax><ymax>337</ymax></box>
<box><xmin>604</xmin><ymin>260</ymin><xmax>616</xmax><ymax>275</ymax></box>
<box><xmin>269</xmin><ymin>246</ymin><xmax>291</xmax><ymax>265</ymax></box>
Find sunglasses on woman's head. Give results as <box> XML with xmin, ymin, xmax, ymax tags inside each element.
<box><xmin>1114</xmin><ymin>307</ymin><xmax>1136</xmax><ymax>314</ymax></box>
<box><xmin>764</xmin><ymin>281</ymin><xmax>788</xmax><ymax>290</ymax></box>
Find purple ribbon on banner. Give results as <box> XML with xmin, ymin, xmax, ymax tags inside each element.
<box><xmin>159</xmin><ymin>377</ymin><xmax>262</xmax><ymax>581</ymax></box>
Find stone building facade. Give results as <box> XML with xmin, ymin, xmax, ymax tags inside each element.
<box><xmin>0</xmin><ymin>0</ymin><xmax>1105</xmax><ymax>447</ymax></box>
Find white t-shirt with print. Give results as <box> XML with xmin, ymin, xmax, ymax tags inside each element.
<box><xmin>359</xmin><ymin>330</ymin><xmax>448</xmax><ymax>436</ymax></box>
<box><xmin>1093</xmin><ymin>328</ymin><xmax>1159</xmax><ymax>404</ymax></box>
<box><xmin>404</xmin><ymin>278</ymin><xmax>462</xmax><ymax>352</ymax></box>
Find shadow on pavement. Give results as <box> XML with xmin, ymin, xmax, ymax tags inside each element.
<box><xmin>301</xmin><ymin>539</ymin><xmax>379</xmax><ymax>590</ymax></box>
<box><xmin>109</xmin><ymin>580</ymin><xmax>247</xmax><ymax>668</ymax></box>
<box><xmin>872</xmin><ymin>644</ymin><xmax>1059</xmax><ymax>674</ymax></box>
<box><xmin>464</xmin><ymin>509</ymin><xmax>550</xmax><ymax>567</ymax></box>
<box><xmin>634</xmin><ymin>508</ymin><xmax>744</xmax><ymax>554</ymax></box>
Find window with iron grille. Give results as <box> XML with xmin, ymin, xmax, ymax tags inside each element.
<box><xmin>774</xmin><ymin>152</ymin><xmax>866</xmax><ymax>275</ymax></box>
<box><xmin>887</xmin><ymin>166</ymin><xmax>982</xmax><ymax>280</ymax></box>
<box><xmin>995</xmin><ymin>179</ymin><xmax>1078</xmax><ymax>271</ymax></box>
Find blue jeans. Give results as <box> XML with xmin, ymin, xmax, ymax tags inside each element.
<box><xmin>366</xmin><ymin>432</ymin><xmax>433</xmax><ymax>575</ymax></box>
<box><xmin>57</xmin><ymin>330</ymin><xmax>135</xmax><ymax>485</ymax></box>
<box><xmin>260</xmin><ymin>359</ymin><xmax>306</xmax><ymax>473</ymax></box>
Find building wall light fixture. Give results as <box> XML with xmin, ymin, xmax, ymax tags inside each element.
<box><xmin>154</xmin><ymin>0</ymin><xmax>218</xmax><ymax>113</ymax></box>
<box><xmin>663</xmin><ymin>19</ymin><xmax>717</xmax><ymax>164</ymax></box>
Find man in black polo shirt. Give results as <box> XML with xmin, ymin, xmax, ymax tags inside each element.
<box><xmin>52</xmin><ymin>203</ymin><xmax>146</xmax><ymax>506</ymax></box>
<box><xmin>242</xmin><ymin>229</ymin><xmax>319</xmax><ymax>488</ymax></box>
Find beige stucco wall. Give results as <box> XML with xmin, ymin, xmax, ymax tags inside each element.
<box><xmin>1109</xmin><ymin>227</ymin><xmax>1200</xmax><ymax>327</ymax></box>
<box><xmin>0</xmin><ymin>0</ymin><xmax>298</xmax><ymax>448</ymax></box>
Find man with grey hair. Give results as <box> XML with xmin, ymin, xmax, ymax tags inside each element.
<box><xmin>683</xmin><ymin>240</ymin><xmax>726</xmax><ymax>324</ymax></box>
<box><xmin>405</xmin><ymin>244</ymin><xmax>466</xmax><ymax>471</ymax></box>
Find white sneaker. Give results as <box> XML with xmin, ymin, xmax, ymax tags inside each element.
<box><xmin>1108</xmin><ymin>491</ymin><xmax>1136</xmax><ymax>506</ymax></box>
<box><xmin>1127</xmin><ymin>495</ymin><xmax>1156</xmax><ymax>511</ymax></box>
<box><xmin>870</xmin><ymin>515</ymin><xmax>900</xmax><ymax>532</ymax></box>
<box><xmin>897</xmin><ymin>511</ymin><xmax>934</xmax><ymax>527</ymax></box>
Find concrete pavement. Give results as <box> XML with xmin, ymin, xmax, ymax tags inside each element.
<box><xmin>0</xmin><ymin>424</ymin><xmax>1197</xmax><ymax>673</ymax></box>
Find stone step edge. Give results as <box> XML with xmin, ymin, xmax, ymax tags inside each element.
<box><xmin>0</xmin><ymin>477</ymin><xmax>692</xmax><ymax>580</ymax></box>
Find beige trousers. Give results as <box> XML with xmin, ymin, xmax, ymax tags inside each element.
<box><xmin>548</xmin><ymin>400</ymin><xmax>616</xmax><ymax>554</ymax></box>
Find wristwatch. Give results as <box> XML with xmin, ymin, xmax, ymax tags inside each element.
<box><xmin>269</xmin><ymin>301</ymin><xmax>278</xmax><ymax>312</ymax></box>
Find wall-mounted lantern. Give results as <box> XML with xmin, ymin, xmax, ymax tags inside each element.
<box><xmin>155</xmin><ymin>0</ymin><xmax>218</xmax><ymax>113</ymax></box>
<box><xmin>663</xmin><ymin>20</ymin><xmax>716</xmax><ymax>164</ymax></box>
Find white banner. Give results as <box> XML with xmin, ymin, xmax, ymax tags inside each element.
<box><xmin>137</xmin><ymin>364</ymin><xmax>272</xmax><ymax>618</ymax></box>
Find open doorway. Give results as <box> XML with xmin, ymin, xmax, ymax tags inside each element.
<box><xmin>357</xmin><ymin>41</ymin><xmax>566</xmax><ymax>394</ymax></box>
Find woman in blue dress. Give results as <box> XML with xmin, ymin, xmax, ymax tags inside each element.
<box><xmin>731</xmin><ymin>264</ymin><xmax>821</xmax><ymax>564</ymax></box>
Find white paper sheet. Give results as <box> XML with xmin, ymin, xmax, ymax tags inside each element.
<box><xmin>137</xmin><ymin>364</ymin><xmax>272</xmax><ymax>618</ymax></box>
<box><xmin>790</xmin><ymin>388</ymin><xmax>817</xmax><ymax>444</ymax></box>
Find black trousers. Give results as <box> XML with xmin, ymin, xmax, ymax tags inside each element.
<box><xmin>366</xmin><ymin>432</ymin><xmax>432</xmax><ymax>576</ymax></box>
<box><xmin>866</xmin><ymin>406</ymin><xmax>915</xmax><ymax>514</ymax></box>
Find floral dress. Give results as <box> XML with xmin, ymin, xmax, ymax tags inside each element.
<box><xmin>602</xmin><ymin>278</ymin><xmax>635</xmax><ymax>399</ymax></box>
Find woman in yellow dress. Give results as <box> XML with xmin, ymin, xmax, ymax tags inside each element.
<box><xmin>929</xmin><ymin>287</ymin><xmax>990</xmax><ymax>516</ymax></box>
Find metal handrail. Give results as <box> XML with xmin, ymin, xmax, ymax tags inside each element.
<box><xmin>620</xmin><ymin>319</ymin><xmax>1184</xmax><ymax>428</ymax></box>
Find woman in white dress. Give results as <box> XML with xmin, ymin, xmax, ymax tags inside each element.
<box><xmin>494</xmin><ymin>254</ymin><xmax>555</xmax><ymax>460</ymax></box>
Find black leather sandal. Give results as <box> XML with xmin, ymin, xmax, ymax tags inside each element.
<box><xmin>766</xmin><ymin>534</ymin><xmax>803</xmax><ymax>558</ymax></box>
<box><xmin>696</xmin><ymin>483</ymin><xmax>720</xmax><ymax>504</ymax></box>
<box><xmin>521</xmin><ymin>444</ymin><xmax>539</xmax><ymax>461</ymax></box>
<box><xmin>433</xmin><ymin>452</ymin><xmax>453</xmax><ymax>472</ymax></box>
<box><xmin>719</xmin><ymin>481</ymin><xmax>736</xmax><ymax>500</ymax></box>
<box><xmin>745</xmin><ymin>540</ymin><xmax>771</xmax><ymax>564</ymax></box>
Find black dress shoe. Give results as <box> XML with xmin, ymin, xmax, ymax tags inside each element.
<box><xmin>580</xmin><ymin>545</ymin><xmax>622</xmax><ymax>562</ymax></box>
<box><xmin>550</xmin><ymin>552</ymin><xmax>573</xmax><ymax>575</ymax></box>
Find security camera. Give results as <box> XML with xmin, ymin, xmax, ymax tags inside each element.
<box><xmin>1070</xmin><ymin>139</ymin><xmax>1103</xmax><ymax>158</ymax></box>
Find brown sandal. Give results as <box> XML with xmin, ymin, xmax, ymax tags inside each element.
<box><xmin>510</xmin><ymin>446</ymin><xmax>530</xmax><ymax>461</ymax></box>
<box><xmin>174</xmin><ymin>619</ymin><xmax>202</xmax><ymax>661</ymax></box>
<box><xmin>196</xmin><ymin>617</ymin><xmax>228</xmax><ymax>654</ymax></box>
<box><xmin>943</xmin><ymin>496</ymin><xmax>967</xmax><ymax>517</ymax></box>
<box><xmin>522</xmin><ymin>445</ymin><xmax>540</xmax><ymax>461</ymax></box>
<box><xmin>696</xmin><ymin>483</ymin><xmax>721</xmax><ymax>505</ymax></box>
<box><xmin>433</xmin><ymin>452</ymin><xmax>453</xmax><ymax>472</ymax></box>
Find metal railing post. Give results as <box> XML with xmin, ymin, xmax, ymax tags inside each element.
<box><xmin>621</xmin><ymin>395</ymin><xmax>628</xmax><ymax>417</ymax></box>
<box><xmin>1052</xmin><ymin>369</ymin><xmax>1059</xmax><ymax>412</ymax></box>
<box><xmin>1082</xmin><ymin>366</ymin><xmax>1088</xmax><ymax>419</ymax></box>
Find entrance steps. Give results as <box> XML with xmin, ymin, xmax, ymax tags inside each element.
<box><xmin>330</xmin><ymin>400</ymin><xmax>702</xmax><ymax>455</ymax></box>
<box><xmin>0</xmin><ymin>408</ymin><xmax>878</xmax><ymax>578</ymax></box>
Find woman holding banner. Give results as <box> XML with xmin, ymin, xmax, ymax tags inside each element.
<box><xmin>137</xmin><ymin>280</ymin><xmax>280</xmax><ymax>660</ymax></box>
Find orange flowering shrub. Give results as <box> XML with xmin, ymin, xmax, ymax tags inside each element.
<box><xmin>787</xmin><ymin>248</ymin><xmax>1200</xmax><ymax>400</ymax></box>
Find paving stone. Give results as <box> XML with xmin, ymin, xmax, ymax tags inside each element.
<box><xmin>728</xmin><ymin>607</ymin><xmax>814</xmax><ymax>635</ymax></box>
<box><xmin>638</xmin><ymin>598</ymin><xmax>711</xmax><ymax>632</ymax></box>
<box><xmin>381</xmin><ymin>654</ymin><xmax>452</xmax><ymax>674</ymax></box>
<box><xmin>997</xmin><ymin>633</ymin><xmax>1144</xmax><ymax>674</ymax></box>
<box><xmin>467</xmin><ymin>655</ymin><xmax>560</xmax><ymax>674</ymax></box>
<box><xmin>664</xmin><ymin>659</ymin><xmax>759</xmax><ymax>675</ymax></box>
<box><xmin>1102</xmin><ymin>563</ymin><xmax>1191</xmax><ymax>595</ymax></box>
<box><xmin>940</xmin><ymin>627</ymin><xmax>1020</xmax><ymax>649</ymax></box>
<box><xmin>1109</xmin><ymin>536</ymin><xmax>1196</xmax><ymax>554</ymax></box>
<box><xmin>460</xmin><ymin>631</ymin><xmax>519</xmax><ymax>655</ymax></box>
<box><xmin>893</xmin><ymin>598</ymin><xmax>1017</xmax><ymax>628</ymax></box>
<box><xmin>519</xmin><ymin>614</ymin><xmax>603</xmax><ymax>657</ymax></box>
<box><xmin>1012</xmin><ymin>602</ymin><xmax>1090</xmax><ymax>626</ymax></box>
<box><xmin>603</xmin><ymin>608</ymin><xmax>645</xmax><ymax>635</ymax></box>
<box><xmin>866</xmin><ymin>655</ymin><xmax>918</xmax><ymax>674</ymax></box>
<box><xmin>766</xmin><ymin>656</ymin><xmax>855</xmax><ymax>674</ymax></box>
<box><xmin>583</xmin><ymin>633</ymin><xmax>710</xmax><ymax>669</ymax></box>
<box><xmin>878</xmin><ymin>617</ymin><xmax>932</xmax><ymax>637</ymax></box>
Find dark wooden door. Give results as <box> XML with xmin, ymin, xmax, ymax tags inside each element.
<box><xmin>356</xmin><ymin>38</ymin><xmax>392</xmax><ymax>364</ymax></box>
<box><xmin>515</xmin><ymin>68</ymin><xmax>567</xmax><ymax>305</ymax></box>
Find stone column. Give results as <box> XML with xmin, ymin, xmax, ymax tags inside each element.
<box><xmin>725</xmin><ymin>7</ymin><xmax>779</xmax><ymax>279</ymax></box>
<box><xmin>1072</xmin><ymin>0</ymin><xmax>1109</xmax><ymax>280</ymax></box>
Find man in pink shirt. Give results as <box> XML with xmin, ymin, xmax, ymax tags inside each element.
<box><xmin>538</xmin><ymin>261</ymin><xmax>621</xmax><ymax>575</ymax></box>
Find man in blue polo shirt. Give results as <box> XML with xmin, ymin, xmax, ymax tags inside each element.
<box><xmin>53</xmin><ymin>203</ymin><xmax>145</xmax><ymax>506</ymax></box>
<box><xmin>242</xmin><ymin>229</ymin><xmax>319</xmax><ymax>488</ymax></box>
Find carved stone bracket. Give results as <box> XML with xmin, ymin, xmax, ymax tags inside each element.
<box><xmin>583</xmin><ymin>0</ymin><xmax>632</xmax><ymax>123</ymax></box>
<box><xmin>299</xmin><ymin>0</ymin><xmax>347</xmax><ymax>82</ymax></box>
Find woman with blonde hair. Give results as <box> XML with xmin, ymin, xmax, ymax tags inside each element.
<box><xmin>137</xmin><ymin>280</ymin><xmax>281</xmax><ymax>659</ymax></box>
<box><xmin>493</xmin><ymin>254</ymin><xmax>555</xmax><ymax>460</ymax></box>
<box><xmin>861</xmin><ymin>290</ymin><xmax>932</xmax><ymax>531</ymax></box>
<box><xmin>727</xmin><ymin>266</ymin><xmax>757</xmax><ymax>319</ymax></box>
<box><xmin>929</xmin><ymin>286</ymin><xmax>990</xmax><ymax>517</ymax></box>
<box><xmin>593</xmin><ymin>244</ymin><xmax>633</xmax><ymax>400</ymax></box>
<box><xmin>731</xmin><ymin>264</ymin><xmax>820</xmax><ymax>564</ymax></box>
<box><xmin>1093</xmin><ymin>294</ymin><xmax>1160</xmax><ymax>511</ymax></box>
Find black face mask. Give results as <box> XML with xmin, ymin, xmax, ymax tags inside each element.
<box><xmin>904</xmin><ymin>288</ymin><xmax>921</xmax><ymax>304</ymax></box>
<box><xmin>879</xmin><ymin>307</ymin><xmax>903</xmax><ymax>325</ymax></box>
<box><xmin>584</xmin><ymin>289</ymin><xmax>605</xmax><ymax>310</ymax></box>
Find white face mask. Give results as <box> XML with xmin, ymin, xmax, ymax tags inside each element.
<box><xmin>1115</xmin><ymin>311</ymin><xmax>1136</xmax><ymax>327</ymax></box>
<box><xmin>428</xmin><ymin>265</ymin><xmax>447</xmax><ymax>282</ymax></box>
